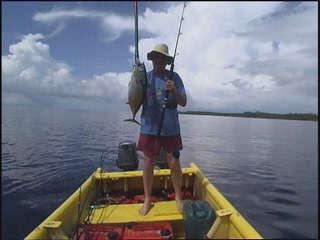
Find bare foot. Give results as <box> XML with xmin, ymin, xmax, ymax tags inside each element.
<box><xmin>175</xmin><ymin>197</ymin><xmax>184</xmax><ymax>213</ymax></box>
<box><xmin>139</xmin><ymin>200</ymin><xmax>153</xmax><ymax>215</ymax></box>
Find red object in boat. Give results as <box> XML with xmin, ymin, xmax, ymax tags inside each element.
<box><xmin>76</xmin><ymin>224</ymin><xmax>124</xmax><ymax>240</ymax></box>
<box><xmin>130</xmin><ymin>195</ymin><xmax>145</xmax><ymax>204</ymax></box>
<box><xmin>183</xmin><ymin>190</ymin><xmax>194</xmax><ymax>199</ymax></box>
<box><xmin>130</xmin><ymin>195</ymin><xmax>160</xmax><ymax>204</ymax></box>
<box><xmin>123</xmin><ymin>223</ymin><xmax>173</xmax><ymax>239</ymax></box>
<box><xmin>166</xmin><ymin>190</ymin><xmax>194</xmax><ymax>200</ymax></box>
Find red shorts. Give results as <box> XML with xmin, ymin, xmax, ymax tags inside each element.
<box><xmin>137</xmin><ymin>134</ymin><xmax>183</xmax><ymax>156</ymax></box>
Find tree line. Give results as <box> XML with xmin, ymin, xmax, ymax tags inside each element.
<box><xmin>179</xmin><ymin>111</ymin><xmax>318</xmax><ymax>121</ymax></box>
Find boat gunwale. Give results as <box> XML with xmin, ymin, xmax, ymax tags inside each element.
<box><xmin>25</xmin><ymin>163</ymin><xmax>263</xmax><ymax>239</ymax></box>
<box><xmin>94</xmin><ymin>167</ymin><xmax>196</xmax><ymax>179</ymax></box>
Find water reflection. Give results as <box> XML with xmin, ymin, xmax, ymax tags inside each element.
<box><xmin>2</xmin><ymin>107</ymin><xmax>318</xmax><ymax>239</ymax></box>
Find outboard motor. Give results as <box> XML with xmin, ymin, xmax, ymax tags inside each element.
<box><xmin>116</xmin><ymin>141</ymin><xmax>139</xmax><ymax>171</ymax></box>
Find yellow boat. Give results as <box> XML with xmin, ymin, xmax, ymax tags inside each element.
<box><xmin>25</xmin><ymin>143</ymin><xmax>263</xmax><ymax>239</ymax></box>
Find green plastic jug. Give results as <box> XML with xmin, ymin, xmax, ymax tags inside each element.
<box><xmin>182</xmin><ymin>200</ymin><xmax>216</xmax><ymax>239</ymax></box>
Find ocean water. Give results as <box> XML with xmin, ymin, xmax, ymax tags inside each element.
<box><xmin>2</xmin><ymin>106</ymin><xmax>318</xmax><ymax>239</ymax></box>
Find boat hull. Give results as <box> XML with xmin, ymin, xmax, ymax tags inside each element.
<box><xmin>25</xmin><ymin>163</ymin><xmax>263</xmax><ymax>239</ymax></box>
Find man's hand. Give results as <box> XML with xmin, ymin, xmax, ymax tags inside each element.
<box><xmin>165</xmin><ymin>79</ymin><xmax>175</xmax><ymax>91</ymax></box>
<box><xmin>164</xmin><ymin>78</ymin><xmax>187</xmax><ymax>107</ymax></box>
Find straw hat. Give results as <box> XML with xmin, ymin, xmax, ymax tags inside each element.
<box><xmin>147</xmin><ymin>44</ymin><xmax>174</xmax><ymax>64</ymax></box>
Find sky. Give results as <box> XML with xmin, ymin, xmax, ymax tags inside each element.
<box><xmin>2</xmin><ymin>1</ymin><xmax>318</xmax><ymax>114</ymax></box>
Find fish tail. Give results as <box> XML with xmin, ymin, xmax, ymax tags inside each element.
<box><xmin>124</xmin><ymin>118</ymin><xmax>141</xmax><ymax>126</ymax></box>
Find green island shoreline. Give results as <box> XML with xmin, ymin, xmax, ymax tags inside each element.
<box><xmin>179</xmin><ymin>111</ymin><xmax>318</xmax><ymax>121</ymax></box>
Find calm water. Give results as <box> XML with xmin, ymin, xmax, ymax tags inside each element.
<box><xmin>2</xmin><ymin>106</ymin><xmax>318</xmax><ymax>239</ymax></box>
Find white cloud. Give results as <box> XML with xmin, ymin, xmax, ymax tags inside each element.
<box><xmin>2</xmin><ymin>2</ymin><xmax>318</xmax><ymax>113</ymax></box>
<box><xmin>2</xmin><ymin>33</ymin><xmax>130</xmax><ymax>107</ymax></box>
<box><xmin>33</xmin><ymin>8</ymin><xmax>132</xmax><ymax>42</ymax></box>
<box><xmin>2</xmin><ymin>34</ymin><xmax>74</xmax><ymax>94</ymax></box>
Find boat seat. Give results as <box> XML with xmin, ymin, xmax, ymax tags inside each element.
<box><xmin>43</xmin><ymin>221</ymin><xmax>68</xmax><ymax>240</ymax></box>
<box><xmin>89</xmin><ymin>200</ymin><xmax>182</xmax><ymax>224</ymax></box>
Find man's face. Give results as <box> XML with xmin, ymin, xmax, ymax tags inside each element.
<box><xmin>152</xmin><ymin>53</ymin><xmax>168</xmax><ymax>72</ymax></box>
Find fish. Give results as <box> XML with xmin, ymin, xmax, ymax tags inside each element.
<box><xmin>124</xmin><ymin>1</ymin><xmax>147</xmax><ymax>125</ymax></box>
<box><xmin>124</xmin><ymin>62</ymin><xmax>147</xmax><ymax>125</ymax></box>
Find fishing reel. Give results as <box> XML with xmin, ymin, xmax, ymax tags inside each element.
<box><xmin>173</xmin><ymin>151</ymin><xmax>180</xmax><ymax>159</ymax></box>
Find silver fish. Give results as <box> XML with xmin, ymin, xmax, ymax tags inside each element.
<box><xmin>124</xmin><ymin>62</ymin><xmax>147</xmax><ymax>125</ymax></box>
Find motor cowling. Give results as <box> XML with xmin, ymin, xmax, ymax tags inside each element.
<box><xmin>116</xmin><ymin>141</ymin><xmax>139</xmax><ymax>171</ymax></box>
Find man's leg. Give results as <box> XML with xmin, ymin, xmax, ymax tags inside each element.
<box><xmin>139</xmin><ymin>154</ymin><xmax>155</xmax><ymax>215</ymax></box>
<box><xmin>167</xmin><ymin>154</ymin><xmax>184</xmax><ymax>212</ymax></box>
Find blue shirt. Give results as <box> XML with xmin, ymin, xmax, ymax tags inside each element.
<box><xmin>140</xmin><ymin>69</ymin><xmax>186</xmax><ymax>136</ymax></box>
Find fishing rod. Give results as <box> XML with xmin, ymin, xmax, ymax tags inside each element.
<box><xmin>133</xmin><ymin>1</ymin><xmax>140</xmax><ymax>64</ymax></box>
<box><xmin>156</xmin><ymin>2</ymin><xmax>187</xmax><ymax>140</ymax></box>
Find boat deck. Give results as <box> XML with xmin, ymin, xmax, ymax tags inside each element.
<box><xmin>89</xmin><ymin>200</ymin><xmax>183</xmax><ymax>224</ymax></box>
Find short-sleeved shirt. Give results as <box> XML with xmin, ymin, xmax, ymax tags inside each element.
<box><xmin>140</xmin><ymin>69</ymin><xmax>186</xmax><ymax>136</ymax></box>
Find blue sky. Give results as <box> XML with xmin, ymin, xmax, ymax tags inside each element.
<box><xmin>2</xmin><ymin>1</ymin><xmax>318</xmax><ymax>114</ymax></box>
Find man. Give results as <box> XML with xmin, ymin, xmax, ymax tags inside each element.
<box><xmin>137</xmin><ymin>43</ymin><xmax>187</xmax><ymax>215</ymax></box>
